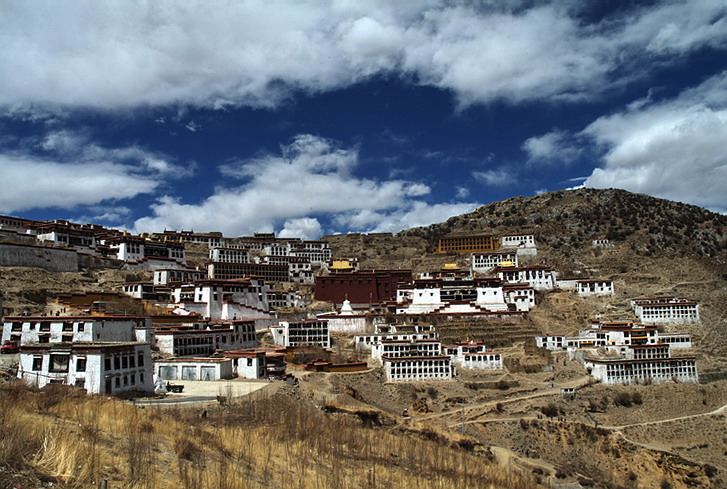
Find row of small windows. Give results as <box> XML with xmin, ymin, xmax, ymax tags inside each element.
<box><xmin>104</xmin><ymin>352</ymin><xmax>145</xmax><ymax>371</ymax></box>
<box><xmin>462</xmin><ymin>354</ymin><xmax>500</xmax><ymax>361</ymax></box>
<box><xmin>11</xmin><ymin>322</ymin><xmax>88</xmax><ymax>332</ymax></box>
<box><xmin>110</xmin><ymin>372</ymin><xmax>145</xmax><ymax>390</ymax></box>
<box><xmin>660</xmin><ymin>336</ymin><xmax>691</xmax><ymax>343</ymax></box>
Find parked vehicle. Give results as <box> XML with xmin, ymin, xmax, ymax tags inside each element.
<box><xmin>166</xmin><ymin>381</ymin><xmax>184</xmax><ymax>393</ymax></box>
<box><xmin>1</xmin><ymin>340</ymin><xmax>19</xmax><ymax>354</ymax></box>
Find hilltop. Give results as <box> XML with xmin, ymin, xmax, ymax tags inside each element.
<box><xmin>325</xmin><ymin>188</ymin><xmax>727</xmax><ymax>268</ymax></box>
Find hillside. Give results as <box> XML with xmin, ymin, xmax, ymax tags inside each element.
<box><xmin>0</xmin><ymin>382</ymin><xmax>543</xmax><ymax>489</ymax></box>
<box><xmin>324</xmin><ymin>188</ymin><xmax>727</xmax><ymax>375</ymax></box>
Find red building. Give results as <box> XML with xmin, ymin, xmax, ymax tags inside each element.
<box><xmin>315</xmin><ymin>270</ymin><xmax>412</xmax><ymax>307</ymax></box>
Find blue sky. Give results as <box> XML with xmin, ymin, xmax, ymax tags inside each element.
<box><xmin>1</xmin><ymin>1</ymin><xmax>726</xmax><ymax>239</ymax></box>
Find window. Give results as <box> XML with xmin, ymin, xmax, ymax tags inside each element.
<box><xmin>76</xmin><ymin>357</ymin><xmax>87</xmax><ymax>372</ymax></box>
<box><xmin>32</xmin><ymin>357</ymin><xmax>43</xmax><ymax>371</ymax></box>
<box><xmin>137</xmin><ymin>352</ymin><xmax>144</xmax><ymax>366</ymax></box>
<box><xmin>50</xmin><ymin>354</ymin><xmax>70</xmax><ymax>373</ymax></box>
<box><xmin>104</xmin><ymin>357</ymin><xmax>111</xmax><ymax>371</ymax></box>
<box><xmin>114</xmin><ymin>356</ymin><xmax>121</xmax><ymax>370</ymax></box>
<box><xmin>122</xmin><ymin>356</ymin><xmax>128</xmax><ymax>369</ymax></box>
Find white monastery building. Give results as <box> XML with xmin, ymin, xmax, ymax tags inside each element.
<box><xmin>224</xmin><ymin>348</ymin><xmax>287</xmax><ymax>380</ymax></box>
<box><xmin>500</xmin><ymin>234</ymin><xmax>537</xmax><ymax>256</ymax></box>
<box><xmin>270</xmin><ymin>320</ymin><xmax>330</xmax><ymax>348</ymax></box>
<box><xmin>575</xmin><ymin>280</ymin><xmax>615</xmax><ymax>297</ymax></box>
<box><xmin>18</xmin><ymin>341</ymin><xmax>153</xmax><ymax>395</ymax></box>
<box><xmin>209</xmin><ymin>247</ymin><xmax>251</xmax><ymax>263</ymax></box>
<box><xmin>536</xmin><ymin>320</ymin><xmax>697</xmax><ymax>385</ymax></box>
<box><xmin>500</xmin><ymin>234</ymin><xmax>536</xmax><ymax>248</ymax></box>
<box><xmin>535</xmin><ymin>321</ymin><xmax>692</xmax><ymax>353</ymax></box>
<box><xmin>3</xmin><ymin>315</ymin><xmax>152</xmax><ymax>346</ymax></box>
<box><xmin>354</xmin><ymin>324</ymin><xmax>438</xmax><ymax>351</ymax></box>
<box><xmin>169</xmin><ymin>278</ymin><xmax>275</xmax><ymax>321</ymax></box>
<box><xmin>383</xmin><ymin>355</ymin><xmax>454</xmax><ymax>382</ymax></box>
<box><xmin>631</xmin><ymin>297</ymin><xmax>700</xmax><ymax>324</ymax></box>
<box><xmin>582</xmin><ymin>355</ymin><xmax>698</xmax><ymax>385</ymax></box>
<box><xmin>496</xmin><ymin>264</ymin><xmax>556</xmax><ymax>291</ymax></box>
<box><xmin>104</xmin><ymin>235</ymin><xmax>186</xmax><ymax>270</ymax></box>
<box><xmin>154</xmin><ymin>357</ymin><xmax>234</xmax><ymax>381</ymax></box>
<box><xmin>153</xmin><ymin>268</ymin><xmax>206</xmax><ymax>286</ymax></box>
<box><xmin>371</xmin><ymin>339</ymin><xmax>442</xmax><ymax>363</ymax></box>
<box><xmin>395</xmin><ymin>277</ymin><xmax>513</xmax><ymax>314</ymax></box>
<box><xmin>444</xmin><ymin>341</ymin><xmax>503</xmax><ymax>371</ymax></box>
<box><xmin>154</xmin><ymin>320</ymin><xmax>257</xmax><ymax>356</ymax></box>
<box><xmin>471</xmin><ymin>251</ymin><xmax>519</xmax><ymax>273</ymax></box>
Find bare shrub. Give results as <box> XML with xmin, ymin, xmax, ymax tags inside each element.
<box><xmin>540</xmin><ymin>403</ymin><xmax>561</xmax><ymax>418</ymax></box>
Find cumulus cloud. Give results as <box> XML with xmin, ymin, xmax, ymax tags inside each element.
<box><xmin>1</xmin><ymin>1</ymin><xmax>725</xmax><ymax>111</ymax></box>
<box><xmin>522</xmin><ymin>130</ymin><xmax>581</xmax><ymax>165</ymax></box>
<box><xmin>133</xmin><ymin>134</ymin><xmax>480</xmax><ymax>236</ymax></box>
<box><xmin>278</xmin><ymin>217</ymin><xmax>322</xmax><ymax>241</ymax></box>
<box><xmin>0</xmin><ymin>129</ymin><xmax>190</xmax><ymax>213</ymax></box>
<box><xmin>584</xmin><ymin>72</ymin><xmax>727</xmax><ymax>212</ymax></box>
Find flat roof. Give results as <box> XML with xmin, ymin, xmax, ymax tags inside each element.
<box><xmin>5</xmin><ymin>315</ymin><xmax>150</xmax><ymax>321</ymax></box>
<box><xmin>382</xmin><ymin>355</ymin><xmax>451</xmax><ymax>362</ymax></box>
<box><xmin>21</xmin><ymin>341</ymin><xmax>147</xmax><ymax>352</ymax></box>
<box><xmin>585</xmin><ymin>356</ymin><xmax>696</xmax><ymax>365</ymax></box>
<box><xmin>155</xmin><ymin>357</ymin><xmax>231</xmax><ymax>364</ymax></box>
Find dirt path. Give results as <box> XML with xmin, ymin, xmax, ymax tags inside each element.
<box><xmin>414</xmin><ymin>375</ymin><xmax>592</xmax><ymax>422</ymax></box>
<box><xmin>599</xmin><ymin>402</ymin><xmax>727</xmax><ymax>430</ymax></box>
<box><xmin>455</xmin><ymin>400</ymin><xmax>727</xmax><ymax>473</ymax></box>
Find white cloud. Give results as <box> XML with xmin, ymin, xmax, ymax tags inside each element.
<box><xmin>584</xmin><ymin>71</ymin><xmax>727</xmax><ymax>212</ymax></box>
<box><xmin>0</xmin><ymin>128</ymin><xmax>190</xmax><ymax>213</ymax></box>
<box><xmin>0</xmin><ymin>155</ymin><xmax>158</xmax><ymax>212</ymax></box>
<box><xmin>75</xmin><ymin>206</ymin><xmax>132</xmax><ymax>226</ymax></box>
<box><xmin>455</xmin><ymin>186</ymin><xmax>470</xmax><ymax>199</ymax></box>
<box><xmin>184</xmin><ymin>121</ymin><xmax>200</xmax><ymax>132</ymax></box>
<box><xmin>133</xmin><ymin>134</ymin><xmax>478</xmax><ymax>236</ymax></box>
<box><xmin>278</xmin><ymin>217</ymin><xmax>322</xmax><ymax>241</ymax></box>
<box><xmin>473</xmin><ymin>168</ymin><xmax>514</xmax><ymax>187</ymax></box>
<box><xmin>335</xmin><ymin>202</ymin><xmax>481</xmax><ymax>234</ymax></box>
<box><xmin>1</xmin><ymin>1</ymin><xmax>725</xmax><ymax>111</ymax></box>
<box><xmin>522</xmin><ymin>130</ymin><xmax>581</xmax><ymax>165</ymax></box>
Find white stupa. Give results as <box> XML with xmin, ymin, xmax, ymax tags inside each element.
<box><xmin>340</xmin><ymin>299</ymin><xmax>354</xmax><ymax>315</ymax></box>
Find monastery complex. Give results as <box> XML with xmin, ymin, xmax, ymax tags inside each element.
<box><xmin>0</xmin><ymin>214</ymin><xmax>702</xmax><ymax>396</ymax></box>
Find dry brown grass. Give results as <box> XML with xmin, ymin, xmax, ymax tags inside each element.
<box><xmin>0</xmin><ymin>382</ymin><xmax>542</xmax><ymax>489</ymax></box>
